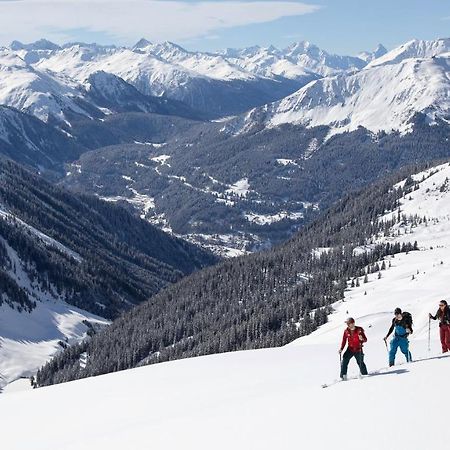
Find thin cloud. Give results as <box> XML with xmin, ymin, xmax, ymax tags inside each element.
<box><xmin>0</xmin><ymin>1</ymin><xmax>321</xmax><ymax>46</ymax></box>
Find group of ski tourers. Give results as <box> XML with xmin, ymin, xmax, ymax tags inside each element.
<box><xmin>338</xmin><ymin>300</ymin><xmax>450</xmax><ymax>380</ymax></box>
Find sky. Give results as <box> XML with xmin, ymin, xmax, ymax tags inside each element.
<box><xmin>0</xmin><ymin>0</ymin><xmax>448</xmax><ymax>55</ymax></box>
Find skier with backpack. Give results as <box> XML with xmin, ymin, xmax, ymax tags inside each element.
<box><xmin>384</xmin><ymin>308</ymin><xmax>413</xmax><ymax>366</ymax></box>
<box><xmin>429</xmin><ymin>300</ymin><xmax>450</xmax><ymax>353</ymax></box>
<box><xmin>339</xmin><ymin>317</ymin><xmax>368</xmax><ymax>380</ymax></box>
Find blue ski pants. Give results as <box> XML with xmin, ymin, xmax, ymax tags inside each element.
<box><xmin>389</xmin><ymin>336</ymin><xmax>412</xmax><ymax>365</ymax></box>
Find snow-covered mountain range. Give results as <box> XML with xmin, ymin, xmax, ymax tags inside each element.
<box><xmin>0</xmin><ymin>37</ymin><xmax>394</xmax><ymax>123</ymax></box>
<box><xmin>2</xmin><ymin>161</ymin><xmax>450</xmax><ymax>449</ymax></box>
<box><xmin>238</xmin><ymin>38</ymin><xmax>450</xmax><ymax>136</ymax></box>
<box><xmin>0</xmin><ymin>49</ymin><xmax>96</xmax><ymax>123</ymax></box>
<box><xmin>0</xmin><ymin>37</ymin><xmax>448</xmax><ymax>133</ymax></box>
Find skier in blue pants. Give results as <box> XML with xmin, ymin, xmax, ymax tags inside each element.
<box><xmin>384</xmin><ymin>308</ymin><xmax>413</xmax><ymax>366</ymax></box>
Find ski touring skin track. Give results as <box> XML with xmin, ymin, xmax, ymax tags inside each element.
<box><xmin>321</xmin><ymin>365</ymin><xmax>402</xmax><ymax>388</ymax></box>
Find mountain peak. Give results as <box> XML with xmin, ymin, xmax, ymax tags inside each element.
<box><xmin>358</xmin><ymin>43</ymin><xmax>387</xmax><ymax>63</ymax></box>
<box><xmin>133</xmin><ymin>38</ymin><xmax>152</xmax><ymax>50</ymax></box>
<box><xmin>160</xmin><ymin>41</ymin><xmax>187</xmax><ymax>52</ymax></box>
<box><xmin>10</xmin><ymin>39</ymin><xmax>60</xmax><ymax>52</ymax></box>
<box><xmin>374</xmin><ymin>43</ymin><xmax>387</xmax><ymax>57</ymax></box>
<box><xmin>286</xmin><ymin>41</ymin><xmax>318</xmax><ymax>54</ymax></box>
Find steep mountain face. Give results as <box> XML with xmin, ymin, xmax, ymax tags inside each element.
<box><xmin>84</xmin><ymin>71</ymin><xmax>203</xmax><ymax>119</ymax></box>
<box><xmin>0</xmin><ymin>105</ymin><xmax>86</xmax><ymax>174</ymax></box>
<box><xmin>0</xmin><ymin>159</ymin><xmax>216</xmax><ymax>318</ymax></box>
<box><xmin>358</xmin><ymin>43</ymin><xmax>387</xmax><ymax>63</ymax></box>
<box><xmin>0</xmin><ymin>49</ymin><xmax>100</xmax><ymax>123</ymax></box>
<box><xmin>62</xmin><ymin>113</ymin><xmax>450</xmax><ymax>256</ymax></box>
<box><xmin>37</xmin><ymin>159</ymin><xmax>442</xmax><ymax>386</ymax></box>
<box><xmin>238</xmin><ymin>40</ymin><xmax>450</xmax><ymax>136</ymax></box>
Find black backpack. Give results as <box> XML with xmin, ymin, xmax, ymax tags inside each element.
<box><xmin>402</xmin><ymin>311</ymin><xmax>413</xmax><ymax>332</ymax></box>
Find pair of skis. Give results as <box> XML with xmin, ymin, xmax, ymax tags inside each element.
<box><xmin>321</xmin><ymin>362</ymin><xmax>396</xmax><ymax>389</ymax></box>
<box><xmin>321</xmin><ymin>373</ymin><xmax>368</xmax><ymax>389</ymax></box>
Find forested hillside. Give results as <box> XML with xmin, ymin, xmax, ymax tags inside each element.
<box><xmin>0</xmin><ymin>159</ymin><xmax>217</xmax><ymax>319</ymax></box>
<box><xmin>63</xmin><ymin>113</ymin><xmax>450</xmax><ymax>255</ymax></box>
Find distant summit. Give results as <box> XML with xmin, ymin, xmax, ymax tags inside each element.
<box><xmin>10</xmin><ymin>38</ymin><xmax>61</xmax><ymax>51</ymax></box>
<box><xmin>358</xmin><ymin>43</ymin><xmax>387</xmax><ymax>62</ymax></box>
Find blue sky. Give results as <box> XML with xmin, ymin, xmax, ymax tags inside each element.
<box><xmin>0</xmin><ymin>0</ymin><xmax>448</xmax><ymax>55</ymax></box>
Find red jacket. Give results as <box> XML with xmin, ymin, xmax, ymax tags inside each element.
<box><xmin>341</xmin><ymin>326</ymin><xmax>367</xmax><ymax>352</ymax></box>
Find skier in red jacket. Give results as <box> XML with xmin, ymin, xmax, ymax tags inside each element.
<box><xmin>339</xmin><ymin>317</ymin><xmax>368</xmax><ymax>380</ymax></box>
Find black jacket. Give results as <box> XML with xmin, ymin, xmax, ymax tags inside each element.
<box><xmin>386</xmin><ymin>316</ymin><xmax>412</xmax><ymax>338</ymax></box>
<box><xmin>431</xmin><ymin>306</ymin><xmax>450</xmax><ymax>327</ymax></box>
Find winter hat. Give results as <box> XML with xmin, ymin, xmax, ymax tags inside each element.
<box><xmin>345</xmin><ymin>317</ymin><xmax>355</xmax><ymax>324</ymax></box>
<box><xmin>394</xmin><ymin>307</ymin><xmax>402</xmax><ymax>315</ymax></box>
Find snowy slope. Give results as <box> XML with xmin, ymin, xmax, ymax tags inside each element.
<box><xmin>0</xmin><ymin>206</ymin><xmax>109</xmax><ymax>389</ymax></box>
<box><xmin>0</xmin><ymin>49</ymin><xmax>94</xmax><ymax>122</ymax></box>
<box><xmin>0</xmin><ymin>300</ymin><xmax>108</xmax><ymax>391</ymax></box>
<box><xmin>0</xmin><ymin>104</ymin><xmax>85</xmax><ymax>170</ymax></box>
<box><xmin>1</xmin><ymin>163</ymin><xmax>450</xmax><ymax>449</ymax></box>
<box><xmin>368</xmin><ymin>37</ymin><xmax>450</xmax><ymax>68</ymax></box>
<box><xmin>239</xmin><ymin>43</ymin><xmax>450</xmax><ymax>136</ymax></box>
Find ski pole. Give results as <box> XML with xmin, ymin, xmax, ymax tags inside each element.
<box><xmin>428</xmin><ymin>317</ymin><xmax>431</xmax><ymax>352</ymax></box>
<box><xmin>384</xmin><ymin>338</ymin><xmax>389</xmax><ymax>365</ymax></box>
